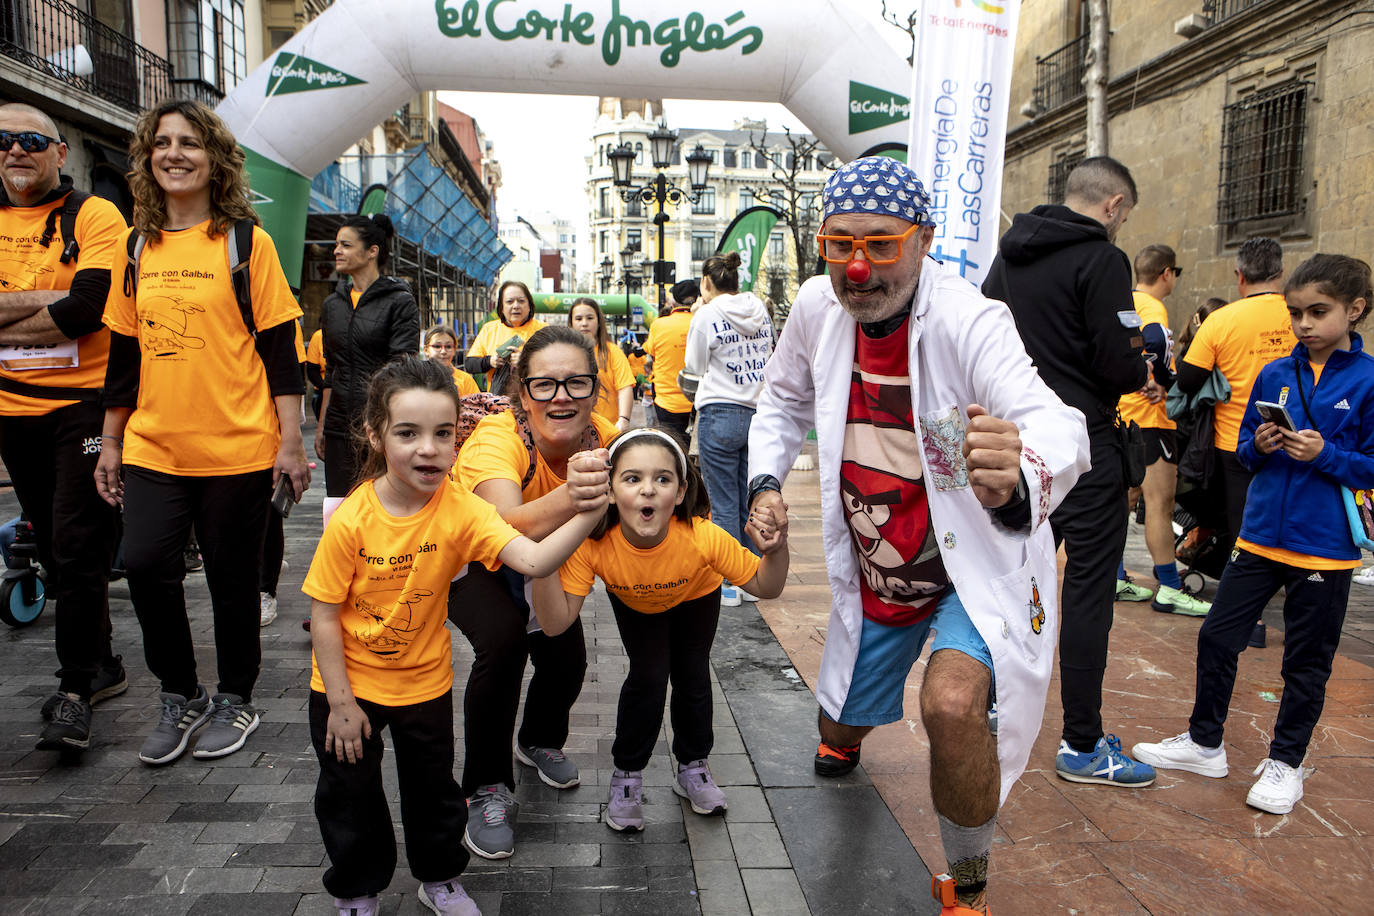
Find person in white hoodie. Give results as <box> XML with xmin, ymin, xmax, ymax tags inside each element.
<box><xmin>685</xmin><ymin>250</ymin><xmax>775</xmax><ymax>606</ymax></box>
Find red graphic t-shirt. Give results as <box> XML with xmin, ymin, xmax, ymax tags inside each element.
<box><xmin>840</xmin><ymin>317</ymin><xmax>949</xmax><ymax>626</ymax></box>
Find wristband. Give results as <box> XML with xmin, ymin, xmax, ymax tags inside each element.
<box><xmin>747</xmin><ymin>473</ymin><xmax>782</xmax><ymax>508</ymax></box>
<box><xmin>618</xmin><ymin>415</ymin><xmax>631</xmax><ymax>422</ymax></box>
<box><xmin>101</xmin><ymin>435</ymin><xmax>123</xmax><ymax>448</ymax></box>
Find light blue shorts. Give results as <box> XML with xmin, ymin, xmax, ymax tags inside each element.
<box><xmin>836</xmin><ymin>588</ymin><xmax>994</xmax><ymax>727</ymax></box>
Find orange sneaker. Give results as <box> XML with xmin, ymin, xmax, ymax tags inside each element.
<box><xmin>813</xmin><ymin>741</ymin><xmax>861</xmax><ymax>777</ymax></box>
<box><xmin>932</xmin><ymin>873</ymin><xmax>989</xmax><ymax>915</ymax></box>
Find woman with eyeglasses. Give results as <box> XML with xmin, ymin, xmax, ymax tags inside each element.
<box><xmin>464</xmin><ymin>280</ymin><xmax>545</xmax><ymax>395</ymax></box>
<box><xmin>448</xmin><ymin>324</ymin><xmax>614</xmax><ymax>861</ymax></box>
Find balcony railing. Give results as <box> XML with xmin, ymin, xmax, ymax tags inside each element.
<box><xmin>170</xmin><ymin>77</ymin><xmax>223</xmax><ymax>107</ymax></box>
<box><xmin>1203</xmin><ymin>0</ymin><xmax>1267</xmax><ymax>24</ymax></box>
<box><xmin>1033</xmin><ymin>33</ymin><xmax>1088</xmax><ymax>113</ymax></box>
<box><xmin>0</xmin><ymin>0</ymin><xmax>171</xmax><ymax>112</ymax></box>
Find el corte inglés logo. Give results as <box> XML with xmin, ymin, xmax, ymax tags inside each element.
<box><xmin>266</xmin><ymin>53</ymin><xmax>367</xmax><ymax>96</ymax></box>
<box><xmin>848</xmin><ymin>81</ymin><xmax>912</xmax><ymax>134</ymax></box>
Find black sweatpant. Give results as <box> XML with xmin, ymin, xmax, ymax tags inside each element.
<box><xmin>1051</xmin><ymin>431</ymin><xmax>1128</xmax><ymax>751</ymax></box>
<box><xmin>447</xmin><ymin>563</ymin><xmax>587</xmax><ymax>796</ymax></box>
<box><xmin>323</xmin><ymin>432</ymin><xmax>361</xmax><ymax>498</ymax></box>
<box><xmin>0</xmin><ymin>401</ymin><xmax>119</xmax><ymax>696</ymax></box>
<box><xmin>609</xmin><ymin>589</ymin><xmax>720</xmax><ymax>771</ymax></box>
<box><xmin>259</xmin><ymin>511</ymin><xmax>284</xmax><ymax>597</ymax></box>
<box><xmin>654</xmin><ymin>406</ymin><xmax>692</xmax><ymax>439</ymax></box>
<box><xmin>1189</xmin><ymin>549</ymin><xmax>1350</xmax><ymax>766</ymax></box>
<box><xmin>1216</xmin><ymin>447</ymin><xmax>1253</xmax><ymax>550</ymax></box>
<box><xmin>310</xmin><ymin>690</ymin><xmax>468</xmax><ymax>898</ymax></box>
<box><xmin>122</xmin><ymin>465</ymin><xmax>271</xmax><ymax>701</ymax></box>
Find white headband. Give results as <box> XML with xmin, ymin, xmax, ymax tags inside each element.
<box><xmin>608</xmin><ymin>428</ymin><xmax>688</xmax><ymax>478</ymax></box>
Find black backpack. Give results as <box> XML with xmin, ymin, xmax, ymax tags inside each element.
<box><xmin>38</xmin><ymin>189</ymin><xmax>92</xmax><ymax>265</ymax></box>
<box><xmin>123</xmin><ymin>217</ymin><xmax>257</xmax><ymax>335</ymax></box>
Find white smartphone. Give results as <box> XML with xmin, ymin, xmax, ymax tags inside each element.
<box><xmin>1254</xmin><ymin>400</ymin><xmax>1296</xmax><ymax>432</ymax></box>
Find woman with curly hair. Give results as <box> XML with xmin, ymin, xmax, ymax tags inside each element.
<box><xmin>94</xmin><ymin>99</ymin><xmax>309</xmax><ymax>766</ymax></box>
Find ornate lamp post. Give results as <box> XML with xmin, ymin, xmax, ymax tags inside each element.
<box><xmin>607</xmin><ymin>120</ymin><xmax>712</xmax><ymax>311</ymax></box>
<box><xmin>599</xmin><ymin>255</ymin><xmax>613</xmax><ymax>295</ymax></box>
<box><xmin>617</xmin><ymin>244</ymin><xmax>643</xmax><ymax>326</ymax></box>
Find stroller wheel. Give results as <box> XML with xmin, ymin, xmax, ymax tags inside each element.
<box><xmin>1183</xmin><ymin>571</ymin><xmax>1206</xmax><ymax>596</ymax></box>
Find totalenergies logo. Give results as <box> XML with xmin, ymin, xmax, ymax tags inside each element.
<box><xmin>956</xmin><ymin>0</ymin><xmax>1006</xmax><ymax>13</ymax></box>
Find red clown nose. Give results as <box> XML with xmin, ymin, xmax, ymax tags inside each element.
<box><xmin>846</xmin><ymin>258</ymin><xmax>871</xmax><ymax>284</ymax></box>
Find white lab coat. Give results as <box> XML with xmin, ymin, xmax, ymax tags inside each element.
<box><xmin>748</xmin><ymin>265</ymin><xmax>1091</xmax><ymax>802</ymax></box>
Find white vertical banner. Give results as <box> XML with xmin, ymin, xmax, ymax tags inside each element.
<box><xmin>907</xmin><ymin>0</ymin><xmax>1021</xmax><ymax>287</ymax></box>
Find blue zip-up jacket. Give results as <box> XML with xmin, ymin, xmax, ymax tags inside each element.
<box><xmin>1236</xmin><ymin>334</ymin><xmax>1374</xmax><ymax>561</ymax></box>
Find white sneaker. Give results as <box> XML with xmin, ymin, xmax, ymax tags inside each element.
<box><xmin>1247</xmin><ymin>758</ymin><xmax>1306</xmax><ymax>814</ymax></box>
<box><xmin>719</xmin><ymin>585</ymin><xmax>741</xmax><ymax>607</ymax></box>
<box><xmin>1353</xmin><ymin>566</ymin><xmax>1374</xmax><ymax>587</ymax></box>
<box><xmin>259</xmin><ymin>592</ymin><xmax>278</xmax><ymax>627</ymax></box>
<box><xmin>737</xmin><ymin>587</ymin><xmax>759</xmax><ymax>602</ymax></box>
<box><xmin>1131</xmin><ymin>731</ymin><xmax>1228</xmax><ymax>777</ymax></box>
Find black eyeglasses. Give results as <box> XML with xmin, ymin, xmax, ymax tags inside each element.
<box><xmin>0</xmin><ymin>131</ymin><xmax>61</xmax><ymax>153</ymax></box>
<box><xmin>1168</xmin><ymin>266</ymin><xmax>1184</xmax><ymax>277</ymax></box>
<box><xmin>521</xmin><ymin>374</ymin><xmax>597</xmax><ymax>401</ymax></box>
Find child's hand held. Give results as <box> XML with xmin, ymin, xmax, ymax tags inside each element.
<box><xmin>566</xmin><ymin>448</ymin><xmax>611</xmax><ymax>511</ymax></box>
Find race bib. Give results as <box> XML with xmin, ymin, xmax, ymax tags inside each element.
<box><xmin>0</xmin><ymin>342</ymin><xmax>79</xmax><ymax>371</ymax></box>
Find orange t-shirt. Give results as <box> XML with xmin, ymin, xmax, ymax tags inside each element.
<box><xmin>0</xmin><ymin>191</ymin><xmax>126</xmax><ymax>415</ymax></box>
<box><xmin>645</xmin><ymin>307</ymin><xmax>693</xmax><ymax>414</ymax></box>
<box><xmin>102</xmin><ymin>222</ymin><xmax>301</xmax><ymax>475</ymax></box>
<box><xmin>466</xmin><ymin>317</ymin><xmax>546</xmax><ymax>389</ymax></box>
<box><xmin>303</xmin><ymin>479</ymin><xmax>519</xmax><ymax>705</ymax></box>
<box><xmin>452</xmin><ymin>365</ymin><xmax>480</xmax><ymax>396</ymax></box>
<box><xmin>1118</xmin><ymin>291</ymin><xmax>1175</xmax><ymax>431</ymax></box>
<box><xmin>593</xmin><ymin>344</ymin><xmax>635</xmax><ymax>424</ymax></box>
<box><xmin>560</xmin><ymin>517</ymin><xmax>760</xmax><ymax>613</ymax></box>
<box><xmin>306</xmin><ymin>328</ymin><xmax>325</xmax><ymax>373</ymax></box>
<box><xmin>1182</xmin><ymin>292</ymin><xmax>1293</xmax><ymax>452</ymax></box>
<box><xmin>458</xmin><ymin>409</ymin><xmax>618</xmax><ymax>500</ymax></box>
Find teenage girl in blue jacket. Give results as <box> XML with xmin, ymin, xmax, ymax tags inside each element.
<box><xmin>1133</xmin><ymin>253</ymin><xmax>1374</xmax><ymax>815</ymax></box>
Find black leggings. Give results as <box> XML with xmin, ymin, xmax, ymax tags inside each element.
<box><xmin>323</xmin><ymin>432</ymin><xmax>361</xmax><ymax>498</ymax></box>
<box><xmin>447</xmin><ymin>563</ymin><xmax>586</xmax><ymax>795</ymax></box>
<box><xmin>609</xmin><ymin>589</ymin><xmax>720</xmax><ymax>771</ymax></box>
<box><xmin>122</xmin><ymin>465</ymin><xmax>271</xmax><ymax>700</ymax></box>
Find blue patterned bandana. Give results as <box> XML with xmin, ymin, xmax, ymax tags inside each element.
<box><xmin>822</xmin><ymin>156</ymin><xmax>935</xmax><ymax>226</ymax></box>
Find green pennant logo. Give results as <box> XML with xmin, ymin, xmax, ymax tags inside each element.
<box><xmin>266</xmin><ymin>53</ymin><xmax>367</xmax><ymax>96</ymax></box>
<box><xmin>848</xmin><ymin>81</ymin><xmax>911</xmax><ymax>134</ymax></box>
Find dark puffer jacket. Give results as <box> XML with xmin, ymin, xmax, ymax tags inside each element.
<box><xmin>319</xmin><ymin>275</ymin><xmax>419</xmax><ymax>438</ymax></box>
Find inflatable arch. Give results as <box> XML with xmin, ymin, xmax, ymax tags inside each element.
<box><xmin>216</xmin><ymin>0</ymin><xmax>913</xmax><ymax>285</ymax></box>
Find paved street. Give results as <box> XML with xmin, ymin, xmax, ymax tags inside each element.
<box><xmin>0</xmin><ymin>434</ymin><xmax>1370</xmax><ymax>913</ymax></box>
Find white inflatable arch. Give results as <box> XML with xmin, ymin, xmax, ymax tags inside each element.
<box><xmin>216</xmin><ymin>0</ymin><xmax>912</xmax><ymax>283</ymax></box>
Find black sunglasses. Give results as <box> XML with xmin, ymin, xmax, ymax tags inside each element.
<box><xmin>0</xmin><ymin>131</ymin><xmax>61</xmax><ymax>153</ymax></box>
<box><xmin>1168</xmin><ymin>266</ymin><xmax>1184</xmax><ymax>277</ymax></box>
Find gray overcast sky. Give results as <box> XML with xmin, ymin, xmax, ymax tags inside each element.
<box><xmin>437</xmin><ymin>0</ymin><xmax>912</xmax><ymax>268</ymax></box>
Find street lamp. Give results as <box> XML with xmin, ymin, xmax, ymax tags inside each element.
<box><xmin>617</xmin><ymin>244</ymin><xmax>642</xmax><ymax>325</ymax></box>
<box><xmin>608</xmin><ymin>120</ymin><xmax>711</xmax><ymax>310</ymax></box>
<box><xmin>599</xmin><ymin>255</ymin><xmax>613</xmax><ymax>294</ymax></box>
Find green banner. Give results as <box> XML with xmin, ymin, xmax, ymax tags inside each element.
<box><xmin>848</xmin><ymin>80</ymin><xmax>911</xmax><ymax>134</ymax></box>
<box><xmin>715</xmin><ymin>206</ymin><xmax>781</xmax><ymax>293</ymax></box>
<box><xmin>241</xmin><ymin>147</ymin><xmax>312</xmax><ymax>290</ymax></box>
<box><xmin>266</xmin><ymin>52</ymin><xmax>367</xmax><ymax>96</ymax></box>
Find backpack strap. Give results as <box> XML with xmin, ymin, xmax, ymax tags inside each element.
<box><xmin>122</xmin><ymin>229</ymin><xmax>146</xmax><ymax>299</ymax></box>
<box><xmin>39</xmin><ymin>189</ymin><xmax>92</xmax><ymax>265</ymax></box>
<box><xmin>227</xmin><ymin>218</ymin><xmax>255</xmax><ymax>336</ymax></box>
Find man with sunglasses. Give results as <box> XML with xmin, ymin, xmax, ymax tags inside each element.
<box><xmin>982</xmin><ymin>156</ymin><xmax>1156</xmax><ymax>792</ymax></box>
<box><xmin>748</xmin><ymin>156</ymin><xmax>1089</xmax><ymax>914</ymax></box>
<box><xmin>0</xmin><ymin>103</ymin><xmax>129</xmax><ymax>755</ymax></box>
<box><xmin>1114</xmin><ymin>245</ymin><xmax>1211</xmax><ymax>617</ymax></box>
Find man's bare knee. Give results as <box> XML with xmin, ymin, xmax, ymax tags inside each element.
<box><xmin>921</xmin><ymin>651</ymin><xmax>990</xmax><ymax>741</ymax></box>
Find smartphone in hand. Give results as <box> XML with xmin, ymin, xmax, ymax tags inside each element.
<box><xmin>1254</xmin><ymin>400</ymin><xmax>1296</xmax><ymax>432</ymax></box>
<box><xmin>271</xmin><ymin>473</ymin><xmax>297</xmax><ymax>517</ymax></box>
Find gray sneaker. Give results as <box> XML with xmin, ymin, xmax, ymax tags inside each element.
<box><xmin>464</xmin><ymin>785</ymin><xmax>519</xmax><ymax>859</ymax></box>
<box><xmin>192</xmin><ymin>693</ymin><xmax>260</xmax><ymax>759</ymax></box>
<box><xmin>139</xmin><ymin>686</ymin><xmax>211</xmax><ymax>765</ymax></box>
<box><xmin>673</xmin><ymin>759</ymin><xmax>728</xmax><ymax>815</ymax></box>
<box><xmin>515</xmin><ymin>743</ymin><xmax>580</xmax><ymax>788</ymax></box>
<box><xmin>418</xmin><ymin>878</ymin><xmax>480</xmax><ymax>915</ymax></box>
<box><xmin>36</xmin><ymin>692</ymin><xmax>91</xmax><ymax>751</ymax></box>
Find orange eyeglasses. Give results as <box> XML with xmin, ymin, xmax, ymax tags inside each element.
<box><xmin>816</xmin><ymin>223</ymin><xmax>920</xmax><ymax>265</ymax></box>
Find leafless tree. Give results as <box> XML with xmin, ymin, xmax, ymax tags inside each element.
<box><xmin>744</xmin><ymin>127</ymin><xmax>834</xmax><ymax>298</ymax></box>
<box><xmin>880</xmin><ymin>1</ymin><xmax>918</xmax><ymax>67</ymax></box>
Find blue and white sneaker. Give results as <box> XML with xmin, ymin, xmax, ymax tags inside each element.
<box><xmin>1055</xmin><ymin>734</ymin><xmax>1155</xmax><ymax>787</ymax></box>
<box><xmin>719</xmin><ymin>585</ymin><xmax>741</xmax><ymax>607</ymax></box>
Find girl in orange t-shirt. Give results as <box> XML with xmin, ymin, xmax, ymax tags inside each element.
<box><xmin>569</xmin><ymin>297</ymin><xmax>635</xmax><ymax>431</ymax></box>
<box><xmin>533</xmin><ymin>428</ymin><xmax>789</xmax><ymax>832</ymax></box>
<box><xmin>423</xmin><ymin>324</ymin><xmax>480</xmax><ymax>396</ymax></box>
<box><xmin>304</xmin><ymin>357</ymin><xmax>603</xmax><ymax>913</ymax></box>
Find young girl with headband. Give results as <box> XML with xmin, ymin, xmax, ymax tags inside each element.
<box><xmin>532</xmin><ymin>427</ymin><xmax>789</xmax><ymax>831</ymax></box>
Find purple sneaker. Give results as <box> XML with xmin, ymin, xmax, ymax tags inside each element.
<box><xmin>604</xmin><ymin>769</ymin><xmax>644</xmax><ymax>831</ymax></box>
<box><xmin>419</xmin><ymin>877</ymin><xmax>481</xmax><ymax>915</ymax></box>
<box><xmin>333</xmin><ymin>895</ymin><xmax>379</xmax><ymax>916</ymax></box>
<box><xmin>673</xmin><ymin>758</ymin><xmax>727</xmax><ymax>815</ymax></box>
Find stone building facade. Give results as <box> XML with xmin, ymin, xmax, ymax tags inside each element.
<box><xmin>1003</xmin><ymin>0</ymin><xmax>1372</xmax><ymax>327</ymax></box>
